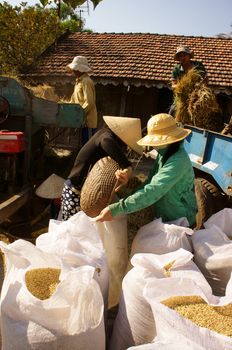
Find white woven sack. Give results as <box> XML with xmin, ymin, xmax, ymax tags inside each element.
<box><xmin>192</xmin><ymin>224</ymin><xmax>232</xmax><ymax>296</ymax></box>
<box><xmin>144</xmin><ymin>276</ymin><xmax>232</xmax><ymax>350</ymax></box>
<box><xmin>127</xmin><ymin>340</ymin><xmax>204</xmax><ymax>349</ymax></box>
<box><xmin>94</xmin><ymin>213</ymin><xmax>128</xmax><ymax>309</ymax></box>
<box><xmin>128</xmin><ymin>218</ymin><xmax>193</xmax><ymax>270</ymax></box>
<box><xmin>36</xmin><ymin>211</ymin><xmax>109</xmax><ymax>308</ymax></box>
<box><xmin>204</xmin><ymin>208</ymin><xmax>232</xmax><ymax>234</ymax></box>
<box><xmin>110</xmin><ymin>248</ymin><xmax>211</xmax><ymax>350</ymax></box>
<box><xmin>0</xmin><ymin>240</ymin><xmax>105</xmax><ymax>350</ymax></box>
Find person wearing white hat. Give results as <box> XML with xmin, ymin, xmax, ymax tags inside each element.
<box><xmin>67</xmin><ymin>55</ymin><xmax>97</xmax><ymax>143</ymax></box>
<box><xmin>61</xmin><ymin>116</ymin><xmax>143</xmax><ymax>220</ymax></box>
<box><xmin>95</xmin><ymin>113</ymin><xmax>198</xmax><ymax>227</ymax></box>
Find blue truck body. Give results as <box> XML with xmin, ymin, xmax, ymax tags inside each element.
<box><xmin>184</xmin><ymin>125</ymin><xmax>232</xmax><ymax>196</ymax></box>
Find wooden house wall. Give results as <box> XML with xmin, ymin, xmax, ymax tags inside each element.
<box><xmin>27</xmin><ymin>78</ymin><xmax>232</xmax><ymax>150</ymax></box>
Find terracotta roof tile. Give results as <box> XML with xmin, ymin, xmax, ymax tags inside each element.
<box><xmin>28</xmin><ymin>32</ymin><xmax>232</xmax><ymax>91</ymax></box>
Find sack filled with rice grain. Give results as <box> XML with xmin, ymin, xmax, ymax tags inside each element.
<box><xmin>0</xmin><ymin>240</ymin><xmax>105</xmax><ymax>350</ymax></box>
<box><xmin>110</xmin><ymin>248</ymin><xmax>211</xmax><ymax>350</ymax></box>
<box><xmin>144</xmin><ymin>276</ymin><xmax>232</xmax><ymax>349</ymax></box>
<box><xmin>36</xmin><ymin>211</ymin><xmax>109</xmax><ymax>312</ymax></box>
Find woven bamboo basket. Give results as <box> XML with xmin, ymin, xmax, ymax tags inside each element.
<box><xmin>80</xmin><ymin>157</ymin><xmax>120</xmax><ymax>218</ymax></box>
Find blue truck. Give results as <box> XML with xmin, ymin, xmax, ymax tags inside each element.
<box><xmin>184</xmin><ymin>125</ymin><xmax>232</xmax><ymax>228</ymax></box>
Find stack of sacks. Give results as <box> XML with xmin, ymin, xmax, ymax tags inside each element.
<box><xmin>144</xmin><ymin>276</ymin><xmax>232</xmax><ymax>349</ymax></box>
<box><xmin>192</xmin><ymin>208</ymin><xmax>232</xmax><ymax>296</ymax></box>
<box><xmin>36</xmin><ymin>211</ymin><xmax>109</xmax><ymax>309</ymax></box>
<box><xmin>110</xmin><ymin>248</ymin><xmax>211</xmax><ymax>350</ymax></box>
<box><xmin>0</xmin><ymin>240</ymin><xmax>105</xmax><ymax>350</ymax></box>
<box><xmin>128</xmin><ymin>217</ymin><xmax>193</xmax><ymax>271</ymax></box>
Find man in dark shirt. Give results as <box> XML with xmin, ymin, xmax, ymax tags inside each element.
<box><xmin>169</xmin><ymin>46</ymin><xmax>207</xmax><ymax>116</ymax></box>
<box><xmin>171</xmin><ymin>45</ymin><xmax>207</xmax><ymax>88</ymax></box>
<box><xmin>61</xmin><ymin>116</ymin><xmax>143</xmax><ymax>220</ymax></box>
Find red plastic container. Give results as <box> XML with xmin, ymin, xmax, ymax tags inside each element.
<box><xmin>0</xmin><ymin>131</ymin><xmax>25</xmax><ymax>153</ymax></box>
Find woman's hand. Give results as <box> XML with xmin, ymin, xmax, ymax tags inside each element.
<box><xmin>95</xmin><ymin>206</ymin><xmax>113</xmax><ymax>222</ymax></box>
<box><xmin>115</xmin><ymin>166</ymin><xmax>133</xmax><ymax>192</ymax></box>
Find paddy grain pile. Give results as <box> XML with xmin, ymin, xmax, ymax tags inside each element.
<box><xmin>162</xmin><ymin>295</ymin><xmax>232</xmax><ymax>337</ymax></box>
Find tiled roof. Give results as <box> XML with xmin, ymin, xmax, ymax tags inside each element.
<box><xmin>28</xmin><ymin>32</ymin><xmax>232</xmax><ymax>92</ymax></box>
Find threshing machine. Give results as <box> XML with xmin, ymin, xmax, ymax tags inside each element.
<box><xmin>0</xmin><ymin>75</ymin><xmax>84</xmax><ymax>222</ymax></box>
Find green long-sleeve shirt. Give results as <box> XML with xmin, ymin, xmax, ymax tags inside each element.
<box><xmin>109</xmin><ymin>143</ymin><xmax>197</xmax><ymax>226</ymax></box>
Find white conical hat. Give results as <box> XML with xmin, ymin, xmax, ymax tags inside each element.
<box><xmin>35</xmin><ymin>174</ymin><xmax>65</xmax><ymax>199</ymax></box>
<box><xmin>103</xmin><ymin>116</ymin><xmax>143</xmax><ymax>155</ymax></box>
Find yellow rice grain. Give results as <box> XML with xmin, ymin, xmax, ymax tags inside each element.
<box><xmin>163</xmin><ymin>260</ymin><xmax>175</xmax><ymax>277</ymax></box>
<box><xmin>25</xmin><ymin>268</ymin><xmax>60</xmax><ymax>300</ymax></box>
<box><xmin>162</xmin><ymin>295</ymin><xmax>232</xmax><ymax>337</ymax></box>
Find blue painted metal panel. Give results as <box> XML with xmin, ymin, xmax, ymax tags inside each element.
<box><xmin>0</xmin><ymin>76</ymin><xmax>84</xmax><ymax>128</ymax></box>
<box><xmin>0</xmin><ymin>76</ymin><xmax>31</xmax><ymax>116</ymax></box>
<box><xmin>184</xmin><ymin>125</ymin><xmax>232</xmax><ymax>195</ymax></box>
<box><xmin>58</xmin><ymin>103</ymin><xmax>84</xmax><ymax>128</ymax></box>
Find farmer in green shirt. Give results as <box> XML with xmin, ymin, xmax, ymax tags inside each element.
<box><xmin>171</xmin><ymin>45</ymin><xmax>207</xmax><ymax>89</ymax></box>
<box><xmin>95</xmin><ymin>113</ymin><xmax>197</xmax><ymax>227</ymax></box>
<box><xmin>169</xmin><ymin>45</ymin><xmax>207</xmax><ymax>117</ymax></box>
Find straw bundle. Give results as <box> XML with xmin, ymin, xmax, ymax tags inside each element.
<box><xmin>174</xmin><ymin>69</ymin><xmax>222</xmax><ymax>131</ymax></box>
<box><xmin>188</xmin><ymin>83</ymin><xmax>222</xmax><ymax>131</ymax></box>
<box><xmin>174</xmin><ymin>69</ymin><xmax>201</xmax><ymax>124</ymax></box>
<box><xmin>29</xmin><ymin>85</ymin><xmax>60</xmax><ymax>102</ymax></box>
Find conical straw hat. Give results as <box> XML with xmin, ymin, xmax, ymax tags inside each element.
<box><xmin>103</xmin><ymin>116</ymin><xmax>143</xmax><ymax>155</ymax></box>
<box><xmin>35</xmin><ymin>174</ymin><xmax>65</xmax><ymax>199</ymax></box>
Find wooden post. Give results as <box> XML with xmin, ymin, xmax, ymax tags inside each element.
<box><xmin>0</xmin><ymin>187</ymin><xmax>32</xmax><ymax>223</ymax></box>
<box><xmin>24</xmin><ymin>115</ymin><xmax>32</xmax><ymax>184</ymax></box>
<box><xmin>119</xmin><ymin>87</ymin><xmax>128</xmax><ymax>116</ymax></box>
